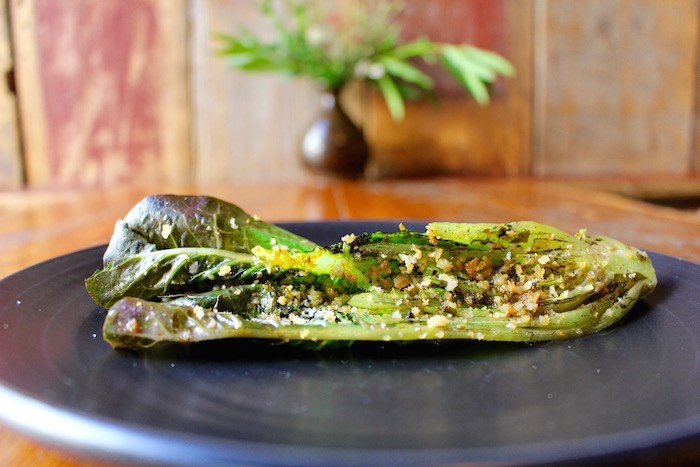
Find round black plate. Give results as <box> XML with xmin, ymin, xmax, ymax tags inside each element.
<box><xmin>1</xmin><ymin>221</ymin><xmax>699</xmax><ymax>465</ymax></box>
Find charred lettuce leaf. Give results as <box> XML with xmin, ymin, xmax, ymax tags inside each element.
<box><xmin>88</xmin><ymin>195</ymin><xmax>657</xmax><ymax>350</ymax></box>
<box><xmin>87</xmin><ymin>194</ymin><xmax>318</xmax><ymax>307</ymax></box>
<box><xmin>86</xmin><ymin>248</ymin><xmax>262</xmax><ymax>308</ymax></box>
<box><xmin>102</xmin><ymin>194</ymin><xmax>316</xmax><ymax>266</ymax></box>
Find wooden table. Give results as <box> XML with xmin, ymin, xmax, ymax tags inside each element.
<box><xmin>1</xmin><ymin>178</ymin><xmax>699</xmax><ymax>465</ymax></box>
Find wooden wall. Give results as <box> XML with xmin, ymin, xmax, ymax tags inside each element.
<box><xmin>190</xmin><ymin>0</ymin><xmax>320</xmax><ymax>184</ymax></box>
<box><xmin>7</xmin><ymin>0</ymin><xmax>190</xmax><ymax>188</ymax></box>
<box><xmin>1</xmin><ymin>0</ymin><xmax>699</xmax><ymax>189</ymax></box>
<box><xmin>0</xmin><ymin>0</ymin><xmax>22</xmax><ymax>188</ymax></box>
<box><xmin>533</xmin><ymin>0</ymin><xmax>699</xmax><ymax>177</ymax></box>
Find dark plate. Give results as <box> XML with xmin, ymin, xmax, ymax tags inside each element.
<box><xmin>1</xmin><ymin>221</ymin><xmax>700</xmax><ymax>466</ymax></box>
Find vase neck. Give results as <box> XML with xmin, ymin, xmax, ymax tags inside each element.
<box><xmin>320</xmin><ymin>87</ymin><xmax>342</xmax><ymax>108</ymax></box>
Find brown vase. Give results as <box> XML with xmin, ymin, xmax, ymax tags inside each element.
<box><xmin>300</xmin><ymin>89</ymin><xmax>369</xmax><ymax>178</ymax></box>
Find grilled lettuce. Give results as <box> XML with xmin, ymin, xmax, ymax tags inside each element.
<box><xmin>87</xmin><ymin>195</ymin><xmax>657</xmax><ymax>349</ymax></box>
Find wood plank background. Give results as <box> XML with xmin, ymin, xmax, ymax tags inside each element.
<box><xmin>1</xmin><ymin>0</ymin><xmax>699</xmax><ymax>191</ymax></box>
<box><xmin>190</xmin><ymin>0</ymin><xmax>320</xmax><ymax>184</ymax></box>
<box><xmin>0</xmin><ymin>0</ymin><xmax>21</xmax><ymax>188</ymax></box>
<box><xmin>8</xmin><ymin>0</ymin><xmax>190</xmax><ymax>188</ymax></box>
<box><xmin>533</xmin><ymin>0</ymin><xmax>698</xmax><ymax>177</ymax></box>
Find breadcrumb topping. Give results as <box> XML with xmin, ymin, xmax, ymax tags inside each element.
<box><xmin>160</xmin><ymin>223</ymin><xmax>173</xmax><ymax>239</ymax></box>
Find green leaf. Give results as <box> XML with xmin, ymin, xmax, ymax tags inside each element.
<box><xmin>440</xmin><ymin>45</ymin><xmax>491</xmax><ymax>105</ymax></box>
<box><xmin>379</xmin><ymin>56</ymin><xmax>434</xmax><ymax>90</ymax></box>
<box><xmin>392</xmin><ymin>38</ymin><xmax>438</xmax><ymax>59</ymax></box>
<box><xmin>101</xmin><ymin>195</ymin><xmax>317</xmax><ymax>267</ymax></box>
<box><xmin>86</xmin><ymin>248</ymin><xmax>260</xmax><ymax>308</ymax></box>
<box><xmin>462</xmin><ymin>45</ymin><xmax>515</xmax><ymax>77</ymax></box>
<box><xmin>376</xmin><ymin>74</ymin><xmax>405</xmax><ymax>120</ymax></box>
<box><xmin>224</xmin><ymin>52</ymin><xmax>271</xmax><ymax>69</ymax></box>
<box><xmin>213</xmin><ymin>33</ymin><xmax>262</xmax><ymax>55</ymax></box>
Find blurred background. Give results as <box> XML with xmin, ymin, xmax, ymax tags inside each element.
<box><xmin>0</xmin><ymin>0</ymin><xmax>698</xmax><ymax>207</ymax></box>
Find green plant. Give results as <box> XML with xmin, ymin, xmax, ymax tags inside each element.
<box><xmin>215</xmin><ymin>0</ymin><xmax>515</xmax><ymax>120</ymax></box>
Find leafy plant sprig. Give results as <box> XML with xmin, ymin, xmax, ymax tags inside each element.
<box><xmin>216</xmin><ymin>0</ymin><xmax>515</xmax><ymax>120</ymax></box>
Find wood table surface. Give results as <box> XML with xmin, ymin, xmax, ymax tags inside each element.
<box><xmin>1</xmin><ymin>178</ymin><xmax>699</xmax><ymax>466</ymax></box>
